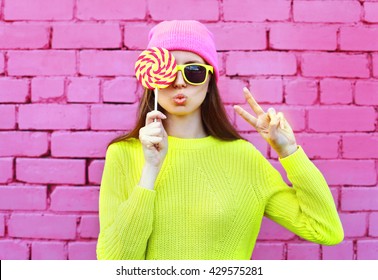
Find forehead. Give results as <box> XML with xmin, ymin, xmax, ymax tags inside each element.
<box><xmin>170</xmin><ymin>50</ymin><xmax>205</xmax><ymax>64</ymax></box>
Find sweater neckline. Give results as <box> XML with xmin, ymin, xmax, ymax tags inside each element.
<box><xmin>167</xmin><ymin>135</ymin><xmax>220</xmax><ymax>150</ymax></box>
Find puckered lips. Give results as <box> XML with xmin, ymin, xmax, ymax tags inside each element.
<box><xmin>173</xmin><ymin>93</ymin><xmax>187</xmax><ymax>105</ymax></box>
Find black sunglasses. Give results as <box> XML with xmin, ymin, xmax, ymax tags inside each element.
<box><xmin>176</xmin><ymin>63</ymin><xmax>214</xmax><ymax>85</ymax></box>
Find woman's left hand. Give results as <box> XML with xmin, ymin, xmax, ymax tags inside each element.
<box><xmin>234</xmin><ymin>87</ymin><xmax>298</xmax><ymax>158</ymax></box>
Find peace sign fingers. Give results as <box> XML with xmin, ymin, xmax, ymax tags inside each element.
<box><xmin>234</xmin><ymin>87</ymin><xmax>298</xmax><ymax>158</ymax></box>
<box><xmin>233</xmin><ymin>104</ymin><xmax>259</xmax><ymax>130</ymax></box>
<box><xmin>242</xmin><ymin>87</ymin><xmax>265</xmax><ymax>116</ymax></box>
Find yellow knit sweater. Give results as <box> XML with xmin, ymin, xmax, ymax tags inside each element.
<box><xmin>96</xmin><ymin>135</ymin><xmax>344</xmax><ymax>260</ymax></box>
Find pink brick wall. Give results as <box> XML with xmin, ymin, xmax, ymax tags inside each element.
<box><xmin>0</xmin><ymin>0</ymin><xmax>377</xmax><ymax>260</ymax></box>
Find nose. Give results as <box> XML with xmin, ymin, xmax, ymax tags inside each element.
<box><xmin>172</xmin><ymin>70</ymin><xmax>187</xmax><ymax>88</ymax></box>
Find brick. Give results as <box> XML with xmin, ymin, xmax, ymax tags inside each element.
<box><xmin>18</xmin><ymin>104</ymin><xmax>89</xmax><ymax>130</ymax></box>
<box><xmin>31</xmin><ymin>78</ymin><xmax>65</xmax><ymax>102</ymax></box>
<box><xmin>287</xmin><ymin>243</ymin><xmax>320</xmax><ymax>260</ymax></box>
<box><xmin>209</xmin><ymin>23</ymin><xmax>266</xmax><ymax>51</ymax></box>
<box><xmin>355</xmin><ymin>81</ymin><xmax>378</xmax><ymax>105</ymax></box>
<box><xmin>8</xmin><ymin>213</ymin><xmax>76</xmax><ymax>240</ymax></box>
<box><xmin>288</xmin><ymin>134</ymin><xmax>339</xmax><ymax>160</ymax></box>
<box><xmin>224</xmin><ymin>0</ymin><xmax>290</xmax><ymax>22</ymax></box>
<box><xmin>0</xmin><ymin>157</ymin><xmax>12</xmax><ymax>183</ymax></box>
<box><xmin>0</xmin><ymin>240</ymin><xmax>29</xmax><ymax>260</ymax></box>
<box><xmin>88</xmin><ymin>160</ymin><xmax>104</xmax><ymax>185</ymax></box>
<box><xmin>315</xmin><ymin>160</ymin><xmax>376</xmax><ymax>186</ymax></box>
<box><xmin>340</xmin><ymin>27</ymin><xmax>378</xmax><ymax>51</ymax></box>
<box><xmin>252</xmin><ymin>243</ymin><xmax>284</xmax><ymax>260</ymax></box>
<box><xmin>103</xmin><ymin>77</ymin><xmax>138</xmax><ymax>103</ymax></box>
<box><xmin>31</xmin><ymin>242</ymin><xmax>66</xmax><ymax>260</ymax></box>
<box><xmin>239</xmin><ymin>105</ymin><xmax>306</xmax><ymax>133</ymax></box>
<box><xmin>77</xmin><ymin>0</ymin><xmax>146</xmax><ymax>20</ymax></box>
<box><xmin>374</xmin><ymin>54</ymin><xmax>378</xmax><ymax>78</ymax></box>
<box><xmin>68</xmin><ymin>242</ymin><xmax>97</xmax><ymax>260</ymax></box>
<box><xmin>293</xmin><ymin>0</ymin><xmax>360</xmax><ymax>23</ymax></box>
<box><xmin>0</xmin><ymin>78</ymin><xmax>29</xmax><ymax>103</ymax></box>
<box><xmin>285</xmin><ymin>79</ymin><xmax>318</xmax><ymax>105</ymax></box>
<box><xmin>91</xmin><ymin>104</ymin><xmax>138</xmax><ymax>130</ymax></box>
<box><xmin>236</xmin><ymin>105</ymin><xmax>305</xmax><ymax>133</ymax></box>
<box><xmin>270</xmin><ymin>24</ymin><xmax>337</xmax><ymax>51</ymax></box>
<box><xmin>67</xmin><ymin>77</ymin><xmax>100</xmax><ymax>103</ymax></box>
<box><xmin>330</xmin><ymin>188</ymin><xmax>339</xmax><ymax>209</ymax></box>
<box><xmin>257</xmin><ymin>217</ymin><xmax>295</xmax><ymax>240</ymax></box>
<box><xmin>342</xmin><ymin>187</ymin><xmax>378</xmax><ymax>211</ymax></box>
<box><xmin>364</xmin><ymin>2</ymin><xmax>378</xmax><ymax>23</ymax></box>
<box><xmin>79</xmin><ymin>215</ymin><xmax>99</xmax><ymax>238</ymax></box>
<box><xmin>52</xmin><ymin>23</ymin><xmax>121</xmax><ymax>49</ymax></box>
<box><xmin>340</xmin><ymin>213</ymin><xmax>367</xmax><ymax>237</ymax></box>
<box><xmin>8</xmin><ymin>51</ymin><xmax>76</xmax><ymax>76</ymax></box>
<box><xmin>16</xmin><ymin>158</ymin><xmax>86</xmax><ymax>184</ymax></box>
<box><xmin>0</xmin><ymin>52</ymin><xmax>4</xmax><ymax>74</ymax></box>
<box><xmin>249</xmin><ymin>78</ymin><xmax>283</xmax><ymax>104</ymax></box>
<box><xmin>0</xmin><ymin>214</ymin><xmax>4</xmax><ymax>236</ymax></box>
<box><xmin>343</xmin><ymin>134</ymin><xmax>378</xmax><ymax>159</ymax></box>
<box><xmin>302</xmin><ymin>53</ymin><xmax>369</xmax><ymax>78</ymax></box>
<box><xmin>218</xmin><ymin>52</ymin><xmax>225</xmax><ymax>77</ymax></box>
<box><xmin>308</xmin><ymin>107</ymin><xmax>375</xmax><ymax>132</ymax></box>
<box><xmin>322</xmin><ymin>240</ymin><xmax>354</xmax><ymax>260</ymax></box>
<box><xmin>50</xmin><ymin>187</ymin><xmax>99</xmax><ymax>212</ymax></box>
<box><xmin>241</xmin><ymin>133</ymin><xmax>269</xmax><ymax>158</ymax></box>
<box><xmin>217</xmin><ymin>77</ymin><xmax>247</xmax><ymax>104</ymax></box>
<box><xmin>226</xmin><ymin>51</ymin><xmax>297</xmax><ymax>76</ymax></box>
<box><xmin>79</xmin><ymin>50</ymin><xmax>137</xmax><ymax>76</ymax></box>
<box><xmin>0</xmin><ymin>185</ymin><xmax>47</xmax><ymax>210</ymax></box>
<box><xmin>150</xmin><ymin>0</ymin><xmax>219</xmax><ymax>21</ymax></box>
<box><xmin>0</xmin><ymin>105</ymin><xmax>16</xmax><ymax>129</ymax></box>
<box><xmin>357</xmin><ymin>240</ymin><xmax>378</xmax><ymax>260</ymax></box>
<box><xmin>51</xmin><ymin>131</ymin><xmax>117</xmax><ymax>158</ymax></box>
<box><xmin>320</xmin><ymin>79</ymin><xmax>353</xmax><ymax>105</ymax></box>
<box><xmin>369</xmin><ymin>213</ymin><xmax>378</xmax><ymax>237</ymax></box>
<box><xmin>0</xmin><ymin>131</ymin><xmax>48</xmax><ymax>156</ymax></box>
<box><xmin>225</xmin><ymin>105</ymin><xmax>235</xmax><ymax>125</ymax></box>
<box><xmin>4</xmin><ymin>0</ymin><xmax>73</xmax><ymax>20</ymax></box>
<box><xmin>0</xmin><ymin>23</ymin><xmax>49</xmax><ymax>49</ymax></box>
<box><xmin>124</xmin><ymin>23</ymin><xmax>154</xmax><ymax>49</ymax></box>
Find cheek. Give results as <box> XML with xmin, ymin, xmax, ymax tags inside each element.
<box><xmin>198</xmin><ymin>81</ymin><xmax>210</xmax><ymax>98</ymax></box>
<box><xmin>157</xmin><ymin>92</ymin><xmax>171</xmax><ymax>106</ymax></box>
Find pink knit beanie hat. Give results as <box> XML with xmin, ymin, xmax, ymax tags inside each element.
<box><xmin>147</xmin><ymin>20</ymin><xmax>219</xmax><ymax>82</ymax></box>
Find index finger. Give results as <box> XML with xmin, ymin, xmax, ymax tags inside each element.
<box><xmin>146</xmin><ymin>110</ymin><xmax>166</xmax><ymax>125</ymax></box>
<box><xmin>243</xmin><ymin>87</ymin><xmax>264</xmax><ymax>116</ymax></box>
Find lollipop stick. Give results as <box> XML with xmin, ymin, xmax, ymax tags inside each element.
<box><xmin>154</xmin><ymin>87</ymin><xmax>158</xmax><ymax>123</ymax></box>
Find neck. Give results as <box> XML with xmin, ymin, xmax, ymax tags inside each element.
<box><xmin>163</xmin><ymin>109</ymin><xmax>208</xmax><ymax>139</ymax></box>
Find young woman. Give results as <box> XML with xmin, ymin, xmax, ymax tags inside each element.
<box><xmin>96</xmin><ymin>20</ymin><xmax>344</xmax><ymax>260</ymax></box>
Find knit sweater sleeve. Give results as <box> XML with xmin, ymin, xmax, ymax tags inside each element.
<box><xmin>96</xmin><ymin>142</ymin><xmax>156</xmax><ymax>260</ymax></box>
<box><xmin>255</xmin><ymin>145</ymin><xmax>344</xmax><ymax>245</ymax></box>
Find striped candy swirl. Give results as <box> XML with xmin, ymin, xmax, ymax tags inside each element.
<box><xmin>135</xmin><ymin>47</ymin><xmax>178</xmax><ymax>89</ymax></box>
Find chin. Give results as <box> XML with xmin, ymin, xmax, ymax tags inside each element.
<box><xmin>164</xmin><ymin>106</ymin><xmax>199</xmax><ymax>117</ymax></box>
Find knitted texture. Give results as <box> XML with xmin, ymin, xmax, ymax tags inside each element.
<box><xmin>96</xmin><ymin>136</ymin><xmax>344</xmax><ymax>260</ymax></box>
<box><xmin>147</xmin><ymin>20</ymin><xmax>219</xmax><ymax>81</ymax></box>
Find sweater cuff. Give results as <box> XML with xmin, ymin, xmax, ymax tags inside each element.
<box><xmin>278</xmin><ymin>145</ymin><xmax>313</xmax><ymax>175</ymax></box>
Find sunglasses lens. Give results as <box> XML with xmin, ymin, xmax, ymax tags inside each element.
<box><xmin>184</xmin><ymin>65</ymin><xmax>207</xmax><ymax>84</ymax></box>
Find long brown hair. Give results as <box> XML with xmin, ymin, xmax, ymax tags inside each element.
<box><xmin>107</xmin><ymin>77</ymin><xmax>244</xmax><ymax>148</ymax></box>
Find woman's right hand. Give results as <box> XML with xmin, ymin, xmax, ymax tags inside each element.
<box><xmin>139</xmin><ymin>110</ymin><xmax>168</xmax><ymax>169</ymax></box>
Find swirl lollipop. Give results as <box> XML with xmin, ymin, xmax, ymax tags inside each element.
<box><xmin>135</xmin><ymin>47</ymin><xmax>177</xmax><ymax>121</ymax></box>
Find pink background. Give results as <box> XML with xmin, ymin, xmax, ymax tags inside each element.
<box><xmin>0</xmin><ymin>0</ymin><xmax>377</xmax><ymax>260</ymax></box>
